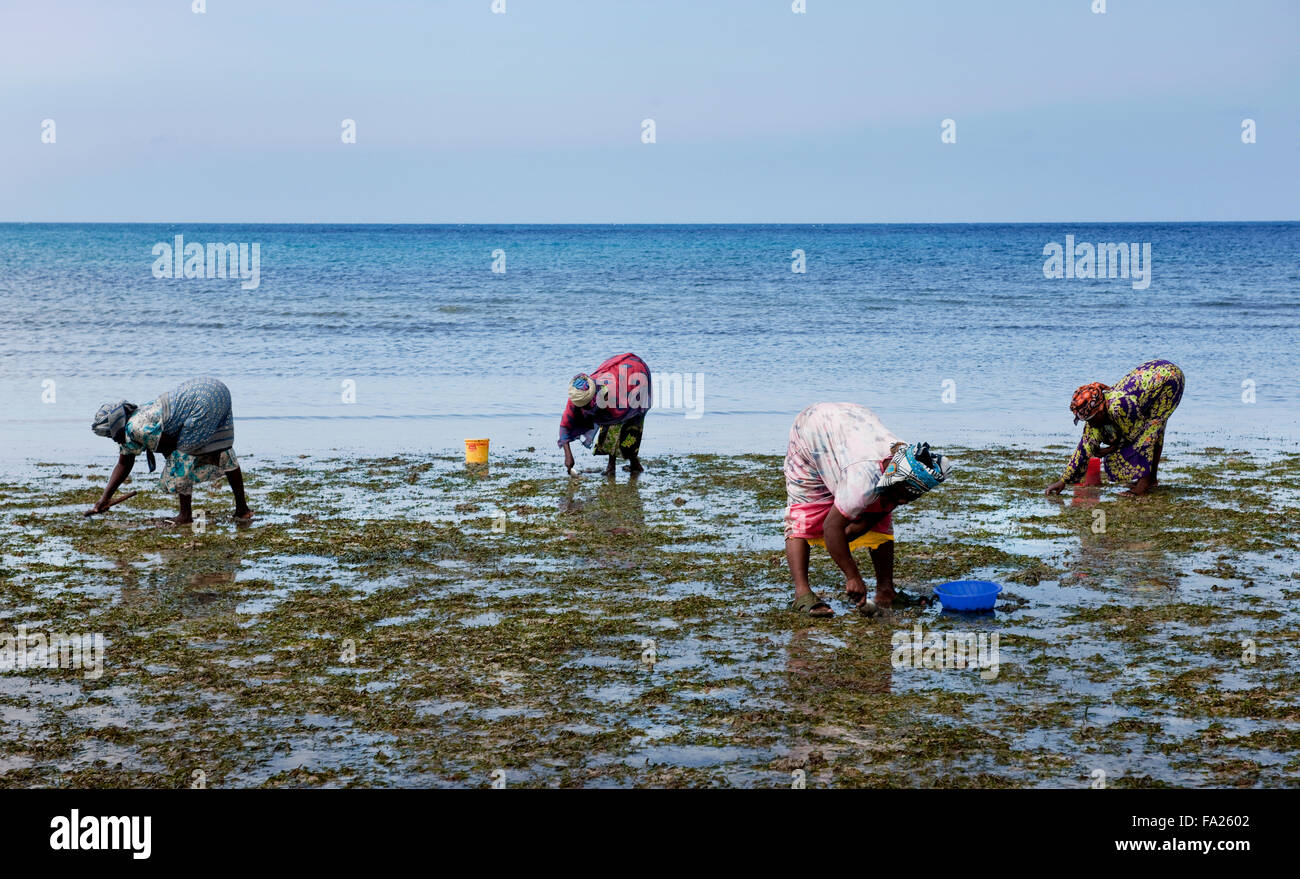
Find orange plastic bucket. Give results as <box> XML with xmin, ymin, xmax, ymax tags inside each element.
<box><xmin>464</xmin><ymin>438</ymin><xmax>490</xmax><ymax>464</ymax></box>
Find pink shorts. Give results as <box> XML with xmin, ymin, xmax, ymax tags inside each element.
<box><xmin>785</xmin><ymin>501</ymin><xmax>894</xmax><ymax>541</ymax></box>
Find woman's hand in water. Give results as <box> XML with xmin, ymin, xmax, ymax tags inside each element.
<box><xmin>563</xmin><ymin>444</ymin><xmax>576</xmax><ymax>474</ymax></box>
<box><xmin>844</xmin><ymin>575</ymin><xmax>869</xmax><ymax>607</ymax></box>
<box><xmin>1045</xmin><ymin>480</ymin><xmax>1066</xmax><ymax>496</ymax></box>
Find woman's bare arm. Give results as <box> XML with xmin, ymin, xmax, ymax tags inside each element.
<box><xmin>92</xmin><ymin>454</ymin><xmax>135</xmax><ymax>513</ymax></box>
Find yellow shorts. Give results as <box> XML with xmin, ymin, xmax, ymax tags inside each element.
<box><xmin>808</xmin><ymin>531</ymin><xmax>894</xmax><ymax>551</ymax></box>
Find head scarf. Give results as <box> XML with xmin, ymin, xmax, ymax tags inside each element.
<box><xmin>878</xmin><ymin>442</ymin><xmax>951</xmax><ymax>502</ymax></box>
<box><xmin>568</xmin><ymin>373</ymin><xmax>596</xmax><ymax>407</ymax></box>
<box><xmin>92</xmin><ymin>401</ymin><xmax>134</xmax><ymax>442</ymax></box>
<box><xmin>91</xmin><ymin>400</ymin><xmax>155</xmax><ymax>471</ymax></box>
<box><xmin>1070</xmin><ymin>382</ymin><xmax>1110</xmax><ymax>424</ymax></box>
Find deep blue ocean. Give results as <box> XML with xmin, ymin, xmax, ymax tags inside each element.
<box><xmin>1</xmin><ymin>223</ymin><xmax>1297</xmax><ymax>464</ymax></box>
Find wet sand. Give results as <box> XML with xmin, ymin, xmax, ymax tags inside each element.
<box><xmin>1</xmin><ymin>445</ymin><xmax>1297</xmax><ymax>788</ymax></box>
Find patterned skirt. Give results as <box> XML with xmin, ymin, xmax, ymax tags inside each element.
<box><xmin>159</xmin><ymin>449</ymin><xmax>240</xmax><ymax>495</ymax></box>
<box><xmin>594</xmin><ymin>413</ymin><xmax>645</xmax><ymax>459</ymax></box>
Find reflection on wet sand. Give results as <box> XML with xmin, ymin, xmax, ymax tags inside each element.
<box><xmin>116</xmin><ymin>539</ymin><xmax>248</xmax><ymax>619</ymax></box>
<box><xmin>776</xmin><ymin>621</ymin><xmax>896</xmax><ymax>786</ymax></box>
<box><xmin>1072</xmin><ymin>507</ymin><xmax>1180</xmax><ymax>593</ymax></box>
<box><xmin>560</xmin><ymin>475</ymin><xmax>646</xmax><ymax>533</ymax></box>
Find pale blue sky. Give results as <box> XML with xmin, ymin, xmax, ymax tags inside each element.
<box><xmin>2</xmin><ymin>0</ymin><xmax>1296</xmax><ymax>222</ymax></box>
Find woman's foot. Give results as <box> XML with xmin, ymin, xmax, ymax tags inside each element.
<box><xmin>1124</xmin><ymin>475</ymin><xmax>1154</xmax><ymax>496</ymax></box>
<box><xmin>789</xmin><ymin>590</ymin><xmax>834</xmax><ymax>617</ymax></box>
<box><xmin>158</xmin><ymin>515</ymin><xmax>193</xmax><ymax>526</ymax></box>
<box><xmin>883</xmin><ymin>588</ymin><xmax>930</xmax><ymax>608</ymax></box>
<box><xmin>603</xmin><ymin>459</ymin><xmax>617</xmax><ymax>477</ymax></box>
<box><xmin>626</xmin><ymin>456</ymin><xmax>644</xmax><ymax>473</ymax></box>
<box><xmin>233</xmin><ymin>507</ymin><xmax>254</xmax><ymax>522</ymax></box>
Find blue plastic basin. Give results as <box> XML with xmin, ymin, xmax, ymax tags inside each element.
<box><xmin>934</xmin><ymin>580</ymin><xmax>1002</xmax><ymax>612</ymax></box>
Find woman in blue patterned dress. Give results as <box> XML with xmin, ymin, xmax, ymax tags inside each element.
<box><xmin>89</xmin><ymin>377</ymin><xmax>253</xmax><ymax>524</ymax></box>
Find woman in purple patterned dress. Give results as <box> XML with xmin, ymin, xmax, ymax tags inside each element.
<box><xmin>1047</xmin><ymin>359</ymin><xmax>1185</xmax><ymax>497</ymax></box>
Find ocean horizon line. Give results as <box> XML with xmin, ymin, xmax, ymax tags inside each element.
<box><xmin>2</xmin><ymin>220</ymin><xmax>1297</xmax><ymax>227</ymax></box>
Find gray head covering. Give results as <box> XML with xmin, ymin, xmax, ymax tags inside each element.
<box><xmin>93</xmin><ymin>400</ymin><xmax>155</xmax><ymax>470</ymax></box>
<box><xmin>91</xmin><ymin>400</ymin><xmax>134</xmax><ymax>440</ymax></box>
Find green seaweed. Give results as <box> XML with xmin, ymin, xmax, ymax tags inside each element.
<box><xmin>1</xmin><ymin>445</ymin><xmax>1297</xmax><ymax>788</ymax></box>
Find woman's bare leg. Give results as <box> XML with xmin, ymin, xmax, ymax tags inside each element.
<box><xmin>780</xmin><ymin>538</ymin><xmax>832</xmax><ymax>613</ymax></box>
<box><xmin>786</xmin><ymin>536</ymin><xmax>832</xmax><ymax>616</ymax></box>
<box><xmin>166</xmin><ymin>493</ymin><xmax>194</xmax><ymax>526</ymax></box>
<box><xmin>868</xmin><ymin>541</ymin><xmax>896</xmax><ymax>606</ymax></box>
<box><xmin>786</xmin><ymin>537</ymin><xmax>812</xmax><ymax>597</ymax></box>
<box><xmin>225</xmin><ymin>468</ymin><xmax>253</xmax><ymax>519</ymax></box>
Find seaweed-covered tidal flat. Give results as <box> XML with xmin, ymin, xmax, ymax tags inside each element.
<box><xmin>1</xmin><ymin>445</ymin><xmax>1297</xmax><ymax>788</ymax></box>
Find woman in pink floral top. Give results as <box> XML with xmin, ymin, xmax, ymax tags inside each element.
<box><xmin>783</xmin><ymin>403</ymin><xmax>951</xmax><ymax>617</ymax></box>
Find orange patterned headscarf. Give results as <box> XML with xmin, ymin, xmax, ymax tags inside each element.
<box><xmin>1070</xmin><ymin>383</ymin><xmax>1110</xmax><ymax>424</ymax></box>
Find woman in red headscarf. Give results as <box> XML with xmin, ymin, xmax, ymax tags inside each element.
<box><xmin>558</xmin><ymin>353</ymin><xmax>651</xmax><ymax>478</ymax></box>
<box><xmin>1047</xmin><ymin>359</ymin><xmax>1185</xmax><ymax>497</ymax></box>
